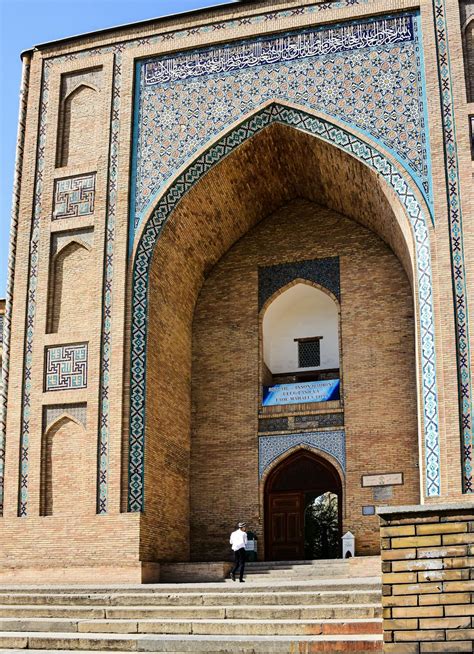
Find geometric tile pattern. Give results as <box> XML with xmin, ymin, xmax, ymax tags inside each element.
<box><xmin>294</xmin><ymin>413</ymin><xmax>345</xmax><ymax>429</ymax></box>
<box><xmin>96</xmin><ymin>47</ymin><xmax>123</xmax><ymax>515</ymax></box>
<box><xmin>17</xmin><ymin>57</ymin><xmax>53</xmax><ymax>517</ymax></box>
<box><xmin>53</xmin><ymin>173</ymin><xmax>96</xmax><ymax>220</ymax></box>
<box><xmin>432</xmin><ymin>0</ymin><xmax>473</xmax><ymax>492</ymax></box>
<box><xmin>258</xmin><ymin>431</ymin><xmax>346</xmax><ymax>478</ymax></box>
<box><xmin>44</xmin><ymin>343</ymin><xmax>88</xmax><ymax>392</ymax></box>
<box><xmin>0</xmin><ymin>314</ymin><xmax>4</xmax><ymax>346</ymax></box>
<box><xmin>132</xmin><ymin>13</ymin><xmax>432</xmax><ymax>236</ymax></box>
<box><xmin>258</xmin><ymin>417</ymin><xmax>289</xmax><ymax>433</ymax></box>
<box><xmin>259</xmin><ymin>258</ymin><xmax>340</xmax><ymax>311</ymax></box>
<box><xmin>128</xmin><ymin>103</ymin><xmax>441</xmax><ymax>512</ymax></box>
<box><xmin>0</xmin><ymin>57</ymin><xmax>30</xmax><ymax>515</ymax></box>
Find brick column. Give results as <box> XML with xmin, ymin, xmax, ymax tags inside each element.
<box><xmin>378</xmin><ymin>503</ymin><xmax>474</xmax><ymax>653</ymax></box>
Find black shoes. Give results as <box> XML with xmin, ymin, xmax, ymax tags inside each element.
<box><xmin>239</xmin><ymin>579</ymin><xmax>245</xmax><ymax>583</ymax></box>
<box><xmin>230</xmin><ymin>572</ymin><xmax>236</xmax><ymax>581</ymax></box>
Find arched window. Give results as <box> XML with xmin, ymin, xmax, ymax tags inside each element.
<box><xmin>261</xmin><ymin>282</ymin><xmax>341</xmax><ymax>406</ymax></box>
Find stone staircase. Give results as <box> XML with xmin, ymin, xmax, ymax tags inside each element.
<box><xmin>0</xmin><ymin>557</ymin><xmax>383</xmax><ymax>653</ymax></box>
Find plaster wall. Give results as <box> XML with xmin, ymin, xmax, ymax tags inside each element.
<box><xmin>263</xmin><ymin>283</ymin><xmax>340</xmax><ymax>373</ymax></box>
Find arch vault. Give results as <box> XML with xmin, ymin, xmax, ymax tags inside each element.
<box><xmin>128</xmin><ymin>103</ymin><xmax>440</xmax><ymax>526</ymax></box>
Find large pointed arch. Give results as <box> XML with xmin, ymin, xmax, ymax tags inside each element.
<box><xmin>127</xmin><ymin>102</ymin><xmax>440</xmax><ymax>511</ymax></box>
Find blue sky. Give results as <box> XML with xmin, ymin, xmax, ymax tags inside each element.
<box><xmin>0</xmin><ymin>0</ymin><xmax>236</xmax><ymax>298</ymax></box>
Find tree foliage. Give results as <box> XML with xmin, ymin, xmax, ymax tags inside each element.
<box><xmin>304</xmin><ymin>492</ymin><xmax>340</xmax><ymax>559</ymax></box>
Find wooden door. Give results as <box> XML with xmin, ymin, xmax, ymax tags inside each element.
<box><xmin>268</xmin><ymin>491</ymin><xmax>303</xmax><ymax>560</ymax></box>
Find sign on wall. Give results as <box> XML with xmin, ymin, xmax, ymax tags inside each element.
<box><xmin>263</xmin><ymin>379</ymin><xmax>340</xmax><ymax>406</ymax></box>
<box><xmin>361</xmin><ymin>473</ymin><xmax>403</xmax><ymax>487</ymax></box>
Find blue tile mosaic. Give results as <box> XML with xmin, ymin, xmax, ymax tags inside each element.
<box><xmin>44</xmin><ymin>344</ymin><xmax>88</xmax><ymax>392</ymax></box>
<box><xmin>259</xmin><ymin>431</ymin><xmax>346</xmax><ymax>478</ymax></box>
<box><xmin>53</xmin><ymin>174</ymin><xmax>96</xmax><ymax>220</ymax></box>
<box><xmin>132</xmin><ymin>13</ymin><xmax>432</xmax><ymax>241</ymax></box>
<box><xmin>258</xmin><ymin>258</ymin><xmax>340</xmax><ymax>311</ymax></box>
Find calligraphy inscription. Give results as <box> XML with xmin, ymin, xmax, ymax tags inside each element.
<box><xmin>362</xmin><ymin>473</ymin><xmax>403</xmax><ymax>487</ymax></box>
<box><xmin>144</xmin><ymin>16</ymin><xmax>414</xmax><ymax>86</ymax></box>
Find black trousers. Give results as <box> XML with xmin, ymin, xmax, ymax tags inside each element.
<box><xmin>231</xmin><ymin>547</ymin><xmax>246</xmax><ymax>580</ymax></box>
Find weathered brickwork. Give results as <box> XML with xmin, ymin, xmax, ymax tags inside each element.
<box><xmin>379</xmin><ymin>503</ymin><xmax>474</xmax><ymax>653</ymax></box>
<box><xmin>0</xmin><ymin>0</ymin><xmax>472</xmax><ymax>585</ymax></box>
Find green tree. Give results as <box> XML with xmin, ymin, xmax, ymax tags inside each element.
<box><xmin>304</xmin><ymin>492</ymin><xmax>340</xmax><ymax>559</ymax></box>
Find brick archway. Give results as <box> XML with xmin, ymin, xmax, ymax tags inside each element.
<box><xmin>128</xmin><ymin>103</ymin><xmax>439</xmax><ymax>514</ymax></box>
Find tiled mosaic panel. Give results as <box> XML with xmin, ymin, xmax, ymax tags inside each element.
<box><xmin>258</xmin><ymin>417</ymin><xmax>289</xmax><ymax>433</ymax></box>
<box><xmin>295</xmin><ymin>413</ymin><xmax>344</xmax><ymax>429</ymax></box>
<box><xmin>129</xmin><ymin>104</ymin><xmax>440</xmax><ymax>512</ymax></box>
<box><xmin>53</xmin><ymin>174</ymin><xmax>96</xmax><ymax>220</ymax></box>
<box><xmin>259</xmin><ymin>257</ymin><xmax>339</xmax><ymax>311</ymax></box>
<box><xmin>432</xmin><ymin>0</ymin><xmax>473</xmax><ymax>492</ymax></box>
<box><xmin>259</xmin><ymin>431</ymin><xmax>346</xmax><ymax>478</ymax></box>
<box><xmin>258</xmin><ymin>413</ymin><xmax>345</xmax><ymax>433</ymax></box>
<box><xmin>132</xmin><ymin>13</ymin><xmax>431</xmax><ymax>236</ymax></box>
<box><xmin>44</xmin><ymin>344</ymin><xmax>88</xmax><ymax>391</ymax></box>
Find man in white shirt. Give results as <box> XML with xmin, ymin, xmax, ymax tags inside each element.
<box><xmin>229</xmin><ymin>522</ymin><xmax>248</xmax><ymax>582</ymax></box>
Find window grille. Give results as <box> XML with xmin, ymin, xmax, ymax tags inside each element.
<box><xmin>296</xmin><ymin>337</ymin><xmax>322</xmax><ymax>368</ymax></box>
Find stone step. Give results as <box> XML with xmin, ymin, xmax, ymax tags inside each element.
<box><xmin>0</xmin><ymin>602</ymin><xmax>382</xmax><ymax>620</ymax></box>
<box><xmin>245</xmin><ymin>566</ymin><xmax>380</xmax><ymax>581</ymax></box>
<box><xmin>0</xmin><ymin>590</ymin><xmax>380</xmax><ymax>607</ymax></box>
<box><xmin>245</xmin><ymin>558</ymin><xmax>381</xmax><ymax>575</ymax></box>
<box><xmin>0</xmin><ymin>631</ymin><xmax>384</xmax><ymax>652</ymax></box>
<box><xmin>0</xmin><ymin>616</ymin><xmax>382</xmax><ymax>636</ymax></box>
<box><xmin>0</xmin><ymin>577</ymin><xmax>381</xmax><ymax>595</ymax></box>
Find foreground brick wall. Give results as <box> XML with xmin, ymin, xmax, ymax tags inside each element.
<box><xmin>379</xmin><ymin>503</ymin><xmax>474</xmax><ymax>653</ymax></box>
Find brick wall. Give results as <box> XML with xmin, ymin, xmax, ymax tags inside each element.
<box><xmin>379</xmin><ymin>503</ymin><xmax>474</xmax><ymax>653</ymax></box>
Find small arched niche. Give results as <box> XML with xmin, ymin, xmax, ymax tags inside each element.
<box><xmin>47</xmin><ymin>238</ymin><xmax>94</xmax><ymax>334</ymax></box>
<box><xmin>261</xmin><ymin>281</ymin><xmax>341</xmax><ymax>405</ymax></box>
<box><xmin>56</xmin><ymin>84</ymin><xmax>99</xmax><ymax>168</ymax></box>
<box><xmin>41</xmin><ymin>415</ymin><xmax>92</xmax><ymax>516</ymax></box>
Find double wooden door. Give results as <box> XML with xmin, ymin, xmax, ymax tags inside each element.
<box><xmin>267</xmin><ymin>492</ymin><xmax>304</xmax><ymax>560</ymax></box>
<box><xmin>264</xmin><ymin>450</ymin><xmax>343</xmax><ymax>561</ymax></box>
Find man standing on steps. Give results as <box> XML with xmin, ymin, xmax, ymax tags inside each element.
<box><xmin>229</xmin><ymin>522</ymin><xmax>247</xmax><ymax>582</ymax></box>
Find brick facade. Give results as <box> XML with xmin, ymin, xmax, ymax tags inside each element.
<box><xmin>379</xmin><ymin>503</ymin><xmax>474</xmax><ymax>653</ymax></box>
<box><xmin>0</xmin><ymin>0</ymin><xmax>472</xmax><ymax>587</ymax></box>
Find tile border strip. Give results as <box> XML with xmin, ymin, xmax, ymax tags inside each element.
<box><xmin>0</xmin><ymin>56</ymin><xmax>31</xmax><ymax>515</ymax></box>
<box><xmin>16</xmin><ymin>60</ymin><xmax>50</xmax><ymax>517</ymax></box>
<box><xmin>432</xmin><ymin>0</ymin><xmax>473</xmax><ymax>492</ymax></box>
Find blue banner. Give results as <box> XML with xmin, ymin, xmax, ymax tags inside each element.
<box><xmin>263</xmin><ymin>379</ymin><xmax>340</xmax><ymax>406</ymax></box>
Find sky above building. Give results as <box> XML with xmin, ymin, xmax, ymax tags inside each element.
<box><xmin>0</xmin><ymin>0</ymin><xmax>236</xmax><ymax>298</ymax></box>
